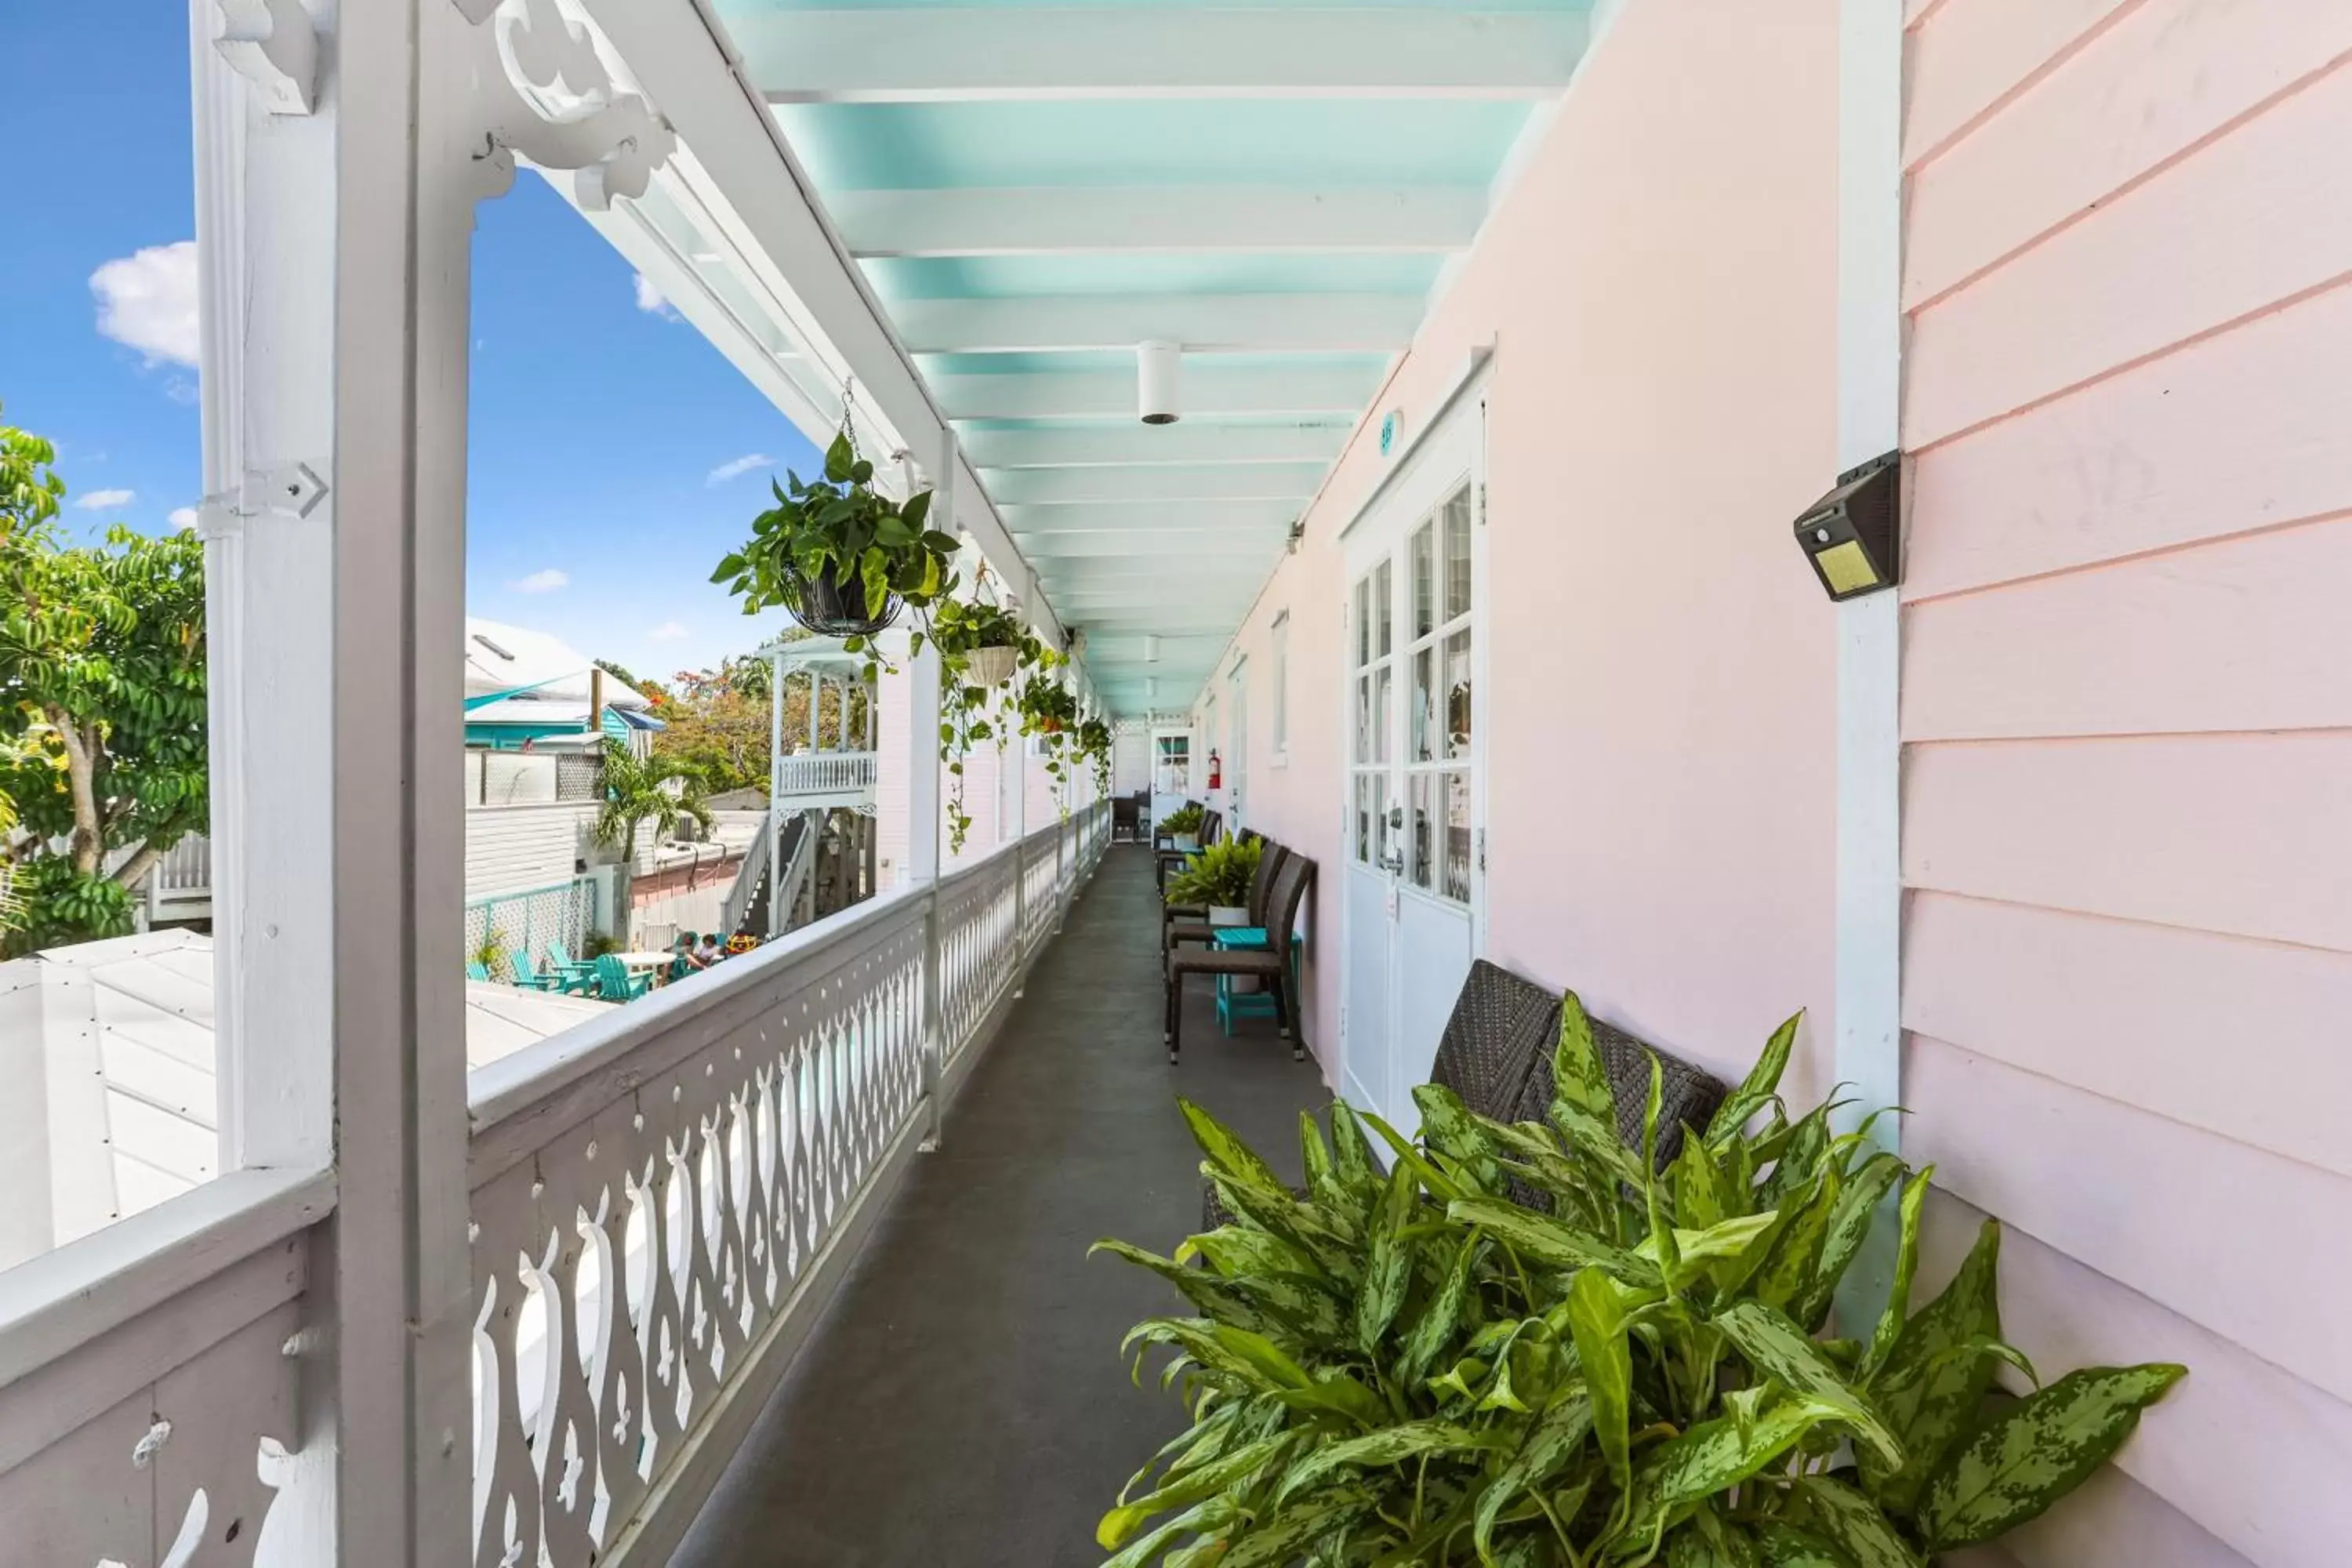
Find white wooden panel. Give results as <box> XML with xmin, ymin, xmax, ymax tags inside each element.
<box><xmin>1903</xmin><ymin>732</ymin><xmax>2352</xmax><ymax>953</ymax></box>
<box><xmin>1905</xmin><ymin>279</ymin><xmax>2352</xmax><ymax>597</ymax></box>
<box><xmin>1906</xmin><ymin>891</ymin><xmax>2352</xmax><ymax>1180</ymax></box>
<box><xmin>1903</xmin><ymin>515</ymin><xmax>2352</xmax><ymax>740</ymax></box>
<box><xmin>1920</xmin><ymin>1189</ymin><xmax>2352</xmax><ymax>1568</ymax></box>
<box><xmin>985</xmin><ymin>463</ymin><xmax>1327</xmax><ymax>506</ymax></box>
<box><xmin>1907</xmin><ymin>59</ymin><xmax>2352</xmax><ymax>447</ymax></box>
<box><xmin>934</xmin><ymin>364</ymin><xmax>1383</xmax><ymax>421</ymax></box>
<box><xmin>463</xmin><ymin>804</ymin><xmax>596</xmax><ymax>902</ymax></box>
<box><xmin>896</xmin><ymin>292</ymin><xmax>1423</xmax><ymax>354</ymax></box>
<box><xmin>1905</xmin><ymin>0</ymin><xmax>2352</xmax><ymax>307</ymax></box>
<box><xmin>831</xmin><ymin>185</ymin><xmax>1486</xmax><ymax>257</ymax></box>
<box><xmin>736</xmin><ymin>8</ymin><xmax>1588</xmax><ymax>102</ymax></box>
<box><xmin>1906</xmin><ymin>1034</ymin><xmax>2352</xmax><ymax>1406</ymax></box>
<box><xmin>966</xmin><ymin>423</ymin><xmax>1350</xmax><ymax>470</ymax></box>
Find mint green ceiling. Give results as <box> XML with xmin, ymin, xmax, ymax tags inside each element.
<box><xmin>715</xmin><ymin>0</ymin><xmax>1601</xmax><ymax>713</ymax></box>
<box><xmin>772</xmin><ymin>100</ymin><xmax>1545</xmax><ymax>191</ymax></box>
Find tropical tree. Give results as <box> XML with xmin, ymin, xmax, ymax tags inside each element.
<box><xmin>1</xmin><ymin>409</ymin><xmax>209</xmax><ymax>953</ymax></box>
<box><xmin>590</xmin><ymin>736</ymin><xmax>713</xmax><ymax>861</ymax></box>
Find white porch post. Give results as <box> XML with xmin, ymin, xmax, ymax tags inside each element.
<box><xmin>909</xmin><ymin>437</ymin><xmax>949</xmax><ymax>1146</ymax></box>
<box><xmin>1834</xmin><ymin>0</ymin><xmax>1905</xmax><ymax>1312</ymax></box>
<box><xmin>768</xmin><ymin>650</ymin><xmax>786</xmax><ymax>938</ymax></box>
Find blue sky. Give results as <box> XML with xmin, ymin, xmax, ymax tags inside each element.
<box><xmin>0</xmin><ymin>5</ymin><xmax>818</xmax><ymax>681</ymax></box>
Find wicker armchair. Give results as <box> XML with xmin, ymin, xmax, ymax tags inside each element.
<box><xmin>1163</xmin><ymin>840</ymin><xmax>1288</xmax><ymax>971</ymax></box>
<box><xmin>1165</xmin><ymin>851</ymin><xmax>1314</xmax><ymax>1064</ymax></box>
<box><xmin>1196</xmin><ymin>958</ymin><xmax>1729</xmax><ymax>1232</ymax></box>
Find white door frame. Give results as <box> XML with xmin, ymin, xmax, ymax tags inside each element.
<box><xmin>1335</xmin><ymin>379</ymin><xmax>1492</xmax><ymax>1120</ymax></box>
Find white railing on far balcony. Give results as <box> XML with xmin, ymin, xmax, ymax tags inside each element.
<box><xmin>459</xmin><ymin>801</ymin><xmax>1108</xmax><ymax>1568</ymax></box>
<box><xmin>770</xmin><ymin>750</ymin><xmax>878</xmax><ymax>801</ymax></box>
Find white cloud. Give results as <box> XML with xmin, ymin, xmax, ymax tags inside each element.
<box><xmin>169</xmin><ymin>507</ymin><xmax>199</xmax><ymax>531</ymax></box>
<box><xmin>511</xmin><ymin>568</ymin><xmax>570</xmax><ymax>594</ymax></box>
<box><xmin>648</xmin><ymin>621</ymin><xmax>690</xmax><ymax>643</ymax></box>
<box><xmin>706</xmin><ymin>453</ymin><xmax>773</xmax><ymax>486</ymax></box>
<box><xmin>633</xmin><ymin>273</ymin><xmax>679</xmax><ymax>319</ymax></box>
<box><xmin>91</xmin><ymin>241</ymin><xmax>200</xmax><ymax>368</ymax></box>
<box><xmin>74</xmin><ymin>488</ymin><xmax>136</xmax><ymax>511</ymax></box>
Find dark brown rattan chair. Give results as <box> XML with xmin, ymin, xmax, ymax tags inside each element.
<box><xmin>1196</xmin><ymin>957</ymin><xmax>1728</xmax><ymax>1231</ymax></box>
<box><xmin>1163</xmin><ymin>840</ymin><xmax>1289</xmax><ymax>970</ymax></box>
<box><xmin>1166</xmin><ymin>851</ymin><xmax>1314</xmax><ymax>1065</ymax></box>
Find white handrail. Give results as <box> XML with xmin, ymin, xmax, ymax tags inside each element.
<box><xmin>463</xmin><ymin>802</ymin><xmax>1108</xmax><ymax>1568</ymax></box>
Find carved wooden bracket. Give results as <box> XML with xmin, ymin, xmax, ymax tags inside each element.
<box><xmin>458</xmin><ymin>0</ymin><xmax>677</xmax><ymax>212</ymax></box>
<box><xmin>215</xmin><ymin>0</ymin><xmax>318</xmax><ymax>114</ymax></box>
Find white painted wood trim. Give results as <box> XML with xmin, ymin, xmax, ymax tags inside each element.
<box><xmin>0</xmin><ymin>1165</ymin><xmax>332</xmax><ymax>1389</ymax></box>
<box><xmin>894</xmin><ymin>292</ymin><xmax>1424</xmax><ymax>354</ymax></box>
<box><xmin>731</xmin><ymin>8</ymin><xmax>1589</xmax><ymax>103</ymax></box>
<box><xmin>830</xmin><ymin>185</ymin><xmax>1486</xmax><ymax>258</ymax></box>
<box><xmin>1336</xmin><ymin>345</ymin><xmax>1494</xmax><ymax>544</ymax></box>
<box><xmin>1834</xmin><ymin>0</ymin><xmax>1905</xmax><ymax>1139</ymax></box>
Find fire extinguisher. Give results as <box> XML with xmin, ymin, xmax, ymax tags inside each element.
<box><xmin>1207</xmin><ymin>750</ymin><xmax>1222</xmax><ymax>791</ymax></box>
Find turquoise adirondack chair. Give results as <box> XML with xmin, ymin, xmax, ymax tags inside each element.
<box><xmin>507</xmin><ymin>952</ymin><xmax>560</xmax><ymax>991</ymax></box>
<box><xmin>594</xmin><ymin>953</ymin><xmax>652</xmax><ymax>1001</ymax></box>
<box><xmin>543</xmin><ymin>940</ymin><xmax>600</xmax><ymax>996</ymax></box>
<box><xmin>466</xmin><ymin>961</ymin><xmax>492</xmax><ymax>982</ymax></box>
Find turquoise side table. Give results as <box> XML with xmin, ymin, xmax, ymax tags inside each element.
<box><xmin>1210</xmin><ymin>926</ymin><xmax>1279</xmax><ymax>1036</ymax></box>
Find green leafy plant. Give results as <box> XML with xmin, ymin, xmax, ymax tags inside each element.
<box><xmin>709</xmin><ymin>430</ymin><xmax>960</xmax><ymax>637</ymax></box>
<box><xmin>470</xmin><ymin>931</ymin><xmax>511</xmax><ymax>973</ymax></box>
<box><xmin>1019</xmin><ymin>674</ymin><xmax>1083</xmax><ymax>811</ymax></box>
<box><xmin>590</xmin><ymin>736</ymin><xmax>713</xmax><ymax>861</ymax></box>
<box><xmin>1093</xmin><ymin>998</ymin><xmax>2183</xmax><ymax>1566</ymax></box>
<box><xmin>1160</xmin><ymin>802</ymin><xmax>1206</xmax><ymax>839</ymax></box>
<box><xmin>1079</xmin><ymin>715</ymin><xmax>1114</xmax><ymax>797</ymax></box>
<box><xmin>927</xmin><ymin>595</ymin><xmax>1058</xmax><ymax>853</ymax></box>
<box><xmin>1165</xmin><ymin>835</ymin><xmax>1261</xmax><ymax>912</ymax></box>
<box><xmin>2</xmin><ymin>408</ymin><xmax>209</xmax><ymax>955</ymax></box>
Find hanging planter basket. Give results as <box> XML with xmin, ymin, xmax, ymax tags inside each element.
<box><xmin>965</xmin><ymin>644</ymin><xmax>1018</xmax><ymax>688</ymax></box>
<box><xmin>781</xmin><ymin>558</ymin><xmax>902</xmax><ymax>639</ymax></box>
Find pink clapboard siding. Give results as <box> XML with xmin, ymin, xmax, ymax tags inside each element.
<box><xmin>1902</xmin><ymin>2</ymin><xmax>2352</xmax><ymax>1563</ymax></box>
<box><xmin>1198</xmin><ymin>0</ymin><xmax>1843</xmax><ymax>1103</ymax></box>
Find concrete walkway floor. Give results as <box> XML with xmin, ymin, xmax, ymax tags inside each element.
<box><xmin>673</xmin><ymin>842</ymin><xmax>1329</xmax><ymax>1567</ymax></box>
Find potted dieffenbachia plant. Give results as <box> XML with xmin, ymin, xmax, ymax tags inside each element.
<box><xmin>710</xmin><ymin>428</ymin><xmax>960</xmax><ymax>641</ymax></box>
<box><xmin>1165</xmin><ymin>836</ymin><xmax>1261</xmax><ymax>925</ymax></box>
<box><xmin>1092</xmin><ymin>999</ymin><xmax>2184</xmax><ymax>1566</ymax></box>
<box><xmin>929</xmin><ymin>596</ymin><xmax>1058</xmax><ymax>852</ymax></box>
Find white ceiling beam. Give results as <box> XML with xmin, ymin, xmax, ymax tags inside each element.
<box><xmin>1005</xmin><ymin>499</ymin><xmax>1300</xmax><ymax>534</ymax></box>
<box><xmin>987</xmin><ymin>463</ymin><xmax>1326</xmax><ymax>506</ymax></box>
<box><xmin>831</xmin><ymin>186</ymin><xmax>1488</xmax><ymax>257</ymax></box>
<box><xmin>899</xmin><ymin>293</ymin><xmax>1422</xmax><ymax>354</ymax></box>
<box><xmin>1056</xmin><ymin>609</ymin><xmax>1249</xmax><ymax>633</ymax></box>
<box><xmin>966</xmin><ymin>423</ymin><xmax>1348</xmax><ymax>470</ymax></box>
<box><xmin>737</xmin><ymin>9</ymin><xmax>1588</xmax><ymax>103</ymax></box>
<box><xmin>936</xmin><ymin>364</ymin><xmax>1382</xmax><ymax>421</ymax></box>
<box><xmin>1016</xmin><ymin>529</ymin><xmax>1278</xmax><ymax>559</ymax></box>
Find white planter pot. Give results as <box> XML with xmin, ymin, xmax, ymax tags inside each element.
<box><xmin>964</xmin><ymin>644</ymin><xmax>1017</xmax><ymax>688</ymax></box>
<box><xmin>1173</xmin><ymin>833</ymin><xmax>1200</xmax><ymax>852</ymax></box>
<box><xmin>1208</xmin><ymin>906</ymin><xmax>1250</xmax><ymax>927</ymax></box>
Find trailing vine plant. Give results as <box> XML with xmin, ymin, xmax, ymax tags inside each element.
<box><xmin>929</xmin><ymin>594</ymin><xmax>1057</xmax><ymax>852</ymax></box>
<box><xmin>1078</xmin><ymin>715</ymin><xmax>1114</xmax><ymax>799</ymax></box>
<box><xmin>1019</xmin><ymin>674</ymin><xmax>1081</xmax><ymax>815</ymax></box>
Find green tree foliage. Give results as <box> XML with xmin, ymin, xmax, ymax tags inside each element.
<box><xmin>1094</xmin><ymin>1000</ymin><xmax>2183</xmax><ymax>1565</ymax></box>
<box><xmin>590</xmin><ymin>736</ymin><xmax>713</xmax><ymax>861</ymax></box>
<box><xmin>1</xmin><ymin>408</ymin><xmax>207</xmax><ymax>953</ymax></box>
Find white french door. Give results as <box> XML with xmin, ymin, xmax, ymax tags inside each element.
<box><xmin>1339</xmin><ymin>399</ymin><xmax>1486</xmax><ymax>1138</ymax></box>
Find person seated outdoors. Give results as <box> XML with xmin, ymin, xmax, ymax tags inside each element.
<box><xmin>670</xmin><ymin>931</ymin><xmax>709</xmax><ymax>981</ymax></box>
<box><xmin>695</xmin><ymin>933</ymin><xmax>726</xmax><ymax>968</ymax></box>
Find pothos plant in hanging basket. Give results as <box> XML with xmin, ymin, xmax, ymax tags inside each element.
<box><xmin>930</xmin><ymin>597</ymin><xmax>1059</xmax><ymax>853</ymax></box>
<box><xmin>1078</xmin><ymin>715</ymin><xmax>1113</xmax><ymax>798</ymax></box>
<box><xmin>708</xmin><ymin>430</ymin><xmax>960</xmax><ymax>643</ymax></box>
<box><xmin>1019</xmin><ymin>676</ymin><xmax>1083</xmax><ymax>813</ymax></box>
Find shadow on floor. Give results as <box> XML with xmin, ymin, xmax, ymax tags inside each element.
<box><xmin>672</xmin><ymin>844</ymin><xmax>1329</xmax><ymax>1567</ymax></box>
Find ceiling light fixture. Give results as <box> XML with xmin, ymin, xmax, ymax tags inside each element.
<box><xmin>1142</xmin><ymin>634</ymin><xmax>1161</xmax><ymax>663</ymax></box>
<box><xmin>1138</xmin><ymin>340</ymin><xmax>1181</xmax><ymax>426</ymax></box>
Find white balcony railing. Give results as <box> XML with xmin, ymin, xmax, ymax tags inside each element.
<box><xmin>770</xmin><ymin>750</ymin><xmax>878</xmax><ymax>803</ymax></box>
<box><xmin>0</xmin><ymin>801</ymin><xmax>1111</xmax><ymax>1568</ymax></box>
